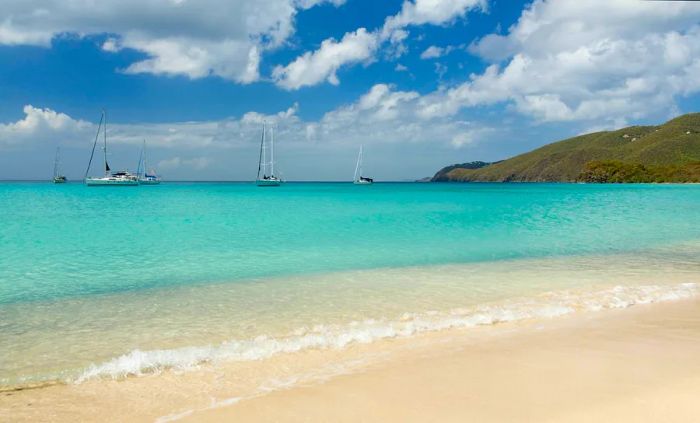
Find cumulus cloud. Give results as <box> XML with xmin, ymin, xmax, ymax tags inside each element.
<box><xmin>382</xmin><ymin>0</ymin><xmax>487</xmax><ymax>36</ymax></box>
<box><xmin>1</xmin><ymin>80</ymin><xmax>492</xmax><ymax>152</ymax></box>
<box><xmin>273</xmin><ymin>28</ymin><xmax>378</xmax><ymax>89</ymax></box>
<box><xmin>356</xmin><ymin>84</ymin><xmax>419</xmax><ymax>120</ymax></box>
<box><xmin>101</xmin><ymin>38</ymin><xmax>120</xmax><ymax>53</ymax></box>
<box><xmin>420</xmin><ymin>44</ymin><xmax>463</xmax><ymax>60</ymax></box>
<box><xmin>0</xmin><ymin>105</ymin><xmax>91</xmax><ymax>147</ymax></box>
<box><xmin>419</xmin><ymin>0</ymin><xmax>700</xmax><ymax>124</ymax></box>
<box><xmin>0</xmin><ymin>0</ymin><xmax>344</xmax><ymax>83</ymax></box>
<box><xmin>296</xmin><ymin>0</ymin><xmax>347</xmax><ymax>9</ymax></box>
<box><xmin>121</xmin><ymin>37</ymin><xmax>262</xmax><ymax>83</ymax></box>
<box><xmin>420</xmin><ymin>46</ymin><xmax>444</xmax><ymax>59</ymax></box>
<box><xmin>451</xmin><ymin>127</ymin><xmax>493</xmax><ymax>148</ymax></box>
<box><xmin>274</xmin><ymin>0</ymin><xmax>486</xmax><ymax>89</ymax></box>
<box><xmin>314</xmin><ymin>84</ymin><xmax>492</xmax><ymax>150</ymax></box>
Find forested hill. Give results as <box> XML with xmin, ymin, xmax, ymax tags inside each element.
<box><xmin>432</xmin><ymin>113</ymin><xmax>700</xmax><ymax>183</ymax></box>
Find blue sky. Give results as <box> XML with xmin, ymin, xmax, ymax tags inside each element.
<box><xmin>1</xmin><ymin>0</ymin><xmax>700</xmax><ymax>180</ymax></box>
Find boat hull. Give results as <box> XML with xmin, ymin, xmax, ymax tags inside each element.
<box><xmin>353</xmin><ymin>180</ymin><xmax>373</xmax><ymax>185</ymax></box>
<box><xmin>139</xmin><ymin>179</ymin><xmax>161</xmax><ymax>185</ymax></box>
<box><xmin>53</xmin><ymin>177</ymin><xmax>67</xmax><ymax>184</ymax></box>
<box><xmin>256</xmin><ymin>179</ymin><xmax>281</xmax><ymax>187</ymax></box>
<box><xmin>85</xmin><ymin>178</ymin><xmax>139</xmax><ymax>186</ymax></box>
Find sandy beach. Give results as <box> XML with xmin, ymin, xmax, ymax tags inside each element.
<box><xmin>3</xmin><ymin>0</ymin><xmax>700</xmax><ymax>420</ymax></box>
<box><xmin>187</xmin><ymin>298</ymin><xmax>700</xmax><ymax>423</ymax></box>
<box><xmin>2</xmin><ymin>297</ymin><xmax>699</xmax><ymax>422</ymax></box>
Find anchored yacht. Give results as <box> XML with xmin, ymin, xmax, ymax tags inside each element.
<box><xmin>84</xmin><ymin>110</ymin><xmax>138</xmax><ymax>186</ymax></box>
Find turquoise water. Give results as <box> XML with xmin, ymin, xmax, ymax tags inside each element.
<box><xmin>2</xmin><ymin>182</ymin><xmax>699</xmax><ymax>304</ymax></box>
<box><xmin>1</xmin><ymin>182</ymin><xmax>700</xmax><ymax>387</ymax></box>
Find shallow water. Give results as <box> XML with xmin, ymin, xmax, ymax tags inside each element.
<box><xmin>1</xmin><ymin>182</ymin><xmax>700</xmax><ymax>387</ymax></box>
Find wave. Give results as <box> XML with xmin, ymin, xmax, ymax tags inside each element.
<box><xmin>76</xmin><ymin>282</ymin><xmax>698</xmax><ymax>383</ymax></box>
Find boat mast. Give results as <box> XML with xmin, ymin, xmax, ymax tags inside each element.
<box><xmin>103</xmin><ymin>110</ymin><xmax>109</xmax><ymax>175</ymax></box>
<box><xmin>257</xmin><ymin>123</ymin><xmax>265</xmax><ymax>180</ymax></box>
<box><xmin>136</xmin><ymin>140</ymin><xmax>144</xmax><ymax>178</ymax></box>
<box><xmin>270</xmin><ymin>125</ymin><xmax>275</xmax><ymax>177</ymax></box>
<box><xmin>261</xmin><ymin>123</ymin><xmax>267</xmax><ymax>177</ymax></box>
<box><xmin>84</xmin><ymin>111</ymin><xmax>105</xmax><ymax>180</ymax></box>
<box><xmin>54</xmin><ymin>147</ymin><xmax>60</xmax><ymax>178</ymax></box>
<box><xmin>142</xmin><ymin>139</ymin><xmax>147</xmax><ymax>176</ymax></box>
<box><xmin>354</xmin><ymin>145</ymin><xmax>363</xmax><ymax>181</ymax></box>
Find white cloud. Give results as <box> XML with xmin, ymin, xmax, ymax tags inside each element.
<box><xmin>121</xmin><ymin>37</ymin><xmax>262</xmax><ymax>83</ymax></box>
<box><xmin>395</xmin><ymin>63</ymin><xmax>408</xmax><ymax>72</ymax></box>
<box><xmin>315</xmin><ymin>84</ymin><xmax>492</xmax><ymax>150</ymax></box>
<box><xmin>1</xmin><ymin>80</ymin><xmax>491</xmax><ymax>153</ymax></box>
<box><xmin>272</xmin><ymin>28</ymin><xmax>377</xmax><ymax>90</ymax></box>
<box><xmin>101</xmin><ymin>38</ymin><xmax>120</xmax><ymax>53</ymax></box>
<box><xmin>420</xmin><ymin>0</ymin><xmax>700</xmax><ymax>124</ymax></box>
<box><xmin>420</xmin><ymin>44</ymin><xmax>463</xmax><ymax>60</ymax></box>
<box><xmin>295</xmin><ymin>0</ymin><xmax>347</xmax><ymax>9</ymax></box>
<box><xmin>241</xmin><ymin>103</ymin><xmax>300</xmax><ymax>125</ymax></box>
<box><xmin>0</xmin><ymin>0</ymin><xmax>344</xmax><ymax>83</ymax></box>
<box><xmin>420</xmin><ymin>46</ymin><xmax>444</xmax><ymax>59</ymax></box>
<box><xmin>272</xmin><ymin>28</ymin><xmax>379</xmax><ymax>89</ymax></box>
<box><xmin>275</xmin><ymin>0</ymin><xmax>486</xmax><ymax>89</ymax></box>
<box><xmin>356</xmin><ymin>84</ymin><xmax>420</xmax><ymax>120</ymax></box>
<box><xmin>382</xmin><ymin>0</ymin><xmax>487</xmax><ymax>36</ymax></box>
<box><xmin>451</xmin><ymin>127</ymin><xmax>492</xmax><ymax>148</ymax></box>
<box><xmin>0</xmin><ymin>19</ymin><xmax>52</xmax><ymax>46</ymax></box>
<box><xmin>434</xmin><ymin>62</ymin><xmax>448</xmax><ymax>79</ymax></box>
<box><xmin>0</xmin><ymin>105</ymin><xmax>91</xmax><ymax>147</ymax></box>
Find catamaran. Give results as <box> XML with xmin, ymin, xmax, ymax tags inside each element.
<box><xmin>353</xmin><ymin>145</ymin><xmax>373</xmax><ymax>185</ymax></box>
<box><xmin>52</xmin><ymin>146</ymin><xmax>67</xmax><ymax>183</ymax></box>
<box><xmin>137</xmin><ymin>140</ymin><xmax>161</xmax><ymax>185</ymax></box>
<box><xmin>84</xmin><ymin>110</ymin><xmax>139</xmax><ymax>186</ymax></box>
<box><xmin>256</xmin><ymin>122</ymin><xmax>282</xmax><ymax>187</ymax></box>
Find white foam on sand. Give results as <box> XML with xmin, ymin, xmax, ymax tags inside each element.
<box><xmin>75</xmin><ymin>282</ymin><xmax>698</xmax><ymax>384</ymax></box>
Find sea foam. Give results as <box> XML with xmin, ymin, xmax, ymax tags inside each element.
<box><xmin>76</xmin><ymin>282</ymin><xmax>698</xmax><ymax>383</ymax></box>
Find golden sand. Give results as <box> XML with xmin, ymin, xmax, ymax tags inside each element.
<box><xmin>2</xmin><ymin>299</ymin><xmax>699</xmax><ymax>422</ymax></box>
<box><xmin>188</xmin><ymin>299</ymin><xmax>700</xmax><ymax>422</ymax></box>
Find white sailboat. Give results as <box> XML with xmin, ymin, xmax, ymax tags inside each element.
<box><xmin>256</xmin><ymin>122</ymin><xmax>282</xmax><ymax>187</ymax></box>
<box><xmin>137</xmin><ymin>140</ymin><xmax>161</xmax><ymax>185</ymax></box>
<box><xmin>52</xmin><ymin>147</ymin><xmax>67</xmax><ymax>183</ymax></box>
<box><xmin>353</xmin><ymin>145</ymin><xmax>373</xmax><ymax>185</ymax></box>
<box><xmin>84</xmin><ymin>110</ymin><xmax>139</xmax><ymax>186</ymax></box>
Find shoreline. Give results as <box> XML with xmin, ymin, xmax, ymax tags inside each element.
<box><xmin>2</xmin><ymin>296</ymin><xmax>699</xmax><ymax>422</ymax></box>
<box><xmin>3</xmin><ymin>275</ymin><xmax>697</xmax><ymax>389</ymax></box>
<box><xmin>185</xmin><ymin>297</ymin><xmax>700</xmax><ymax>422</ymax></box>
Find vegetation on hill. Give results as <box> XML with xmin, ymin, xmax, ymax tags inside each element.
<box><xmin>431</xmin><ymin>161</ymin><xmax>494</xmax><ymax>182</ymax></box>
<box><xmin>578</xmin><ymin>161</ymin><xmax>700</xmax><ymax>183</ymax></box>
<box><xmin>432</xmin><ymin>113</ymin><xmax>700</xmax><ymax>183</ymax></box>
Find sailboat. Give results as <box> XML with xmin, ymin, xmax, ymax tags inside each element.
<box><xmin>256</xmin><ymin>122</ymin><xmax>282</xmax><ymax>186</ymax></box>
<box><xmin>84</xmin><ymin>110</ymin><xmax>139</xmax><ymax>186</ymax></box>
<box><xmin>52</xmin><ymin>147</ymin><xmax>67</xmax><ymax>183</ymax></box>
<box><xmin>137</xmin><ymin>140</ymin><xmax>161</xmax><ymax>185</ymax></box>
<box><xmin>353</xmin><ymin>145</ymin><xmax>373</xmax><ymax>185</ymax></box>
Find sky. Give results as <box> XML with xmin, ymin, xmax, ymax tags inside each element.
<box><xmin>1</xmin><ymin>0</ymin><xmax>700</xmax><ymax>181</ymax></box>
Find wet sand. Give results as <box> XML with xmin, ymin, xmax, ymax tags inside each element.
<box><xmin>2</xmin><ymin>298</ymin><xmax>699</xmax><ymax>422</ymax></box>
<box><xmin>186</xmin><ymin>298</ymin><xmax>700</xmax><ymax>422</ymax></box>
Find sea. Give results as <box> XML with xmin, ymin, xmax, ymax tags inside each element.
<box><xmin>1</xmin><ymin>181</ymin><xmax>700</xmax><ymax>391</ymax></box>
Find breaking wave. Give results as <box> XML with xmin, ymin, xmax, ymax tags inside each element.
<box><xmin>76</xmin><ymin>282</ymin><xmax>698</xmax><ymax>383</ymax></box>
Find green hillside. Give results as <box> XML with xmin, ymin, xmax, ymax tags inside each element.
<box><xmin>431</xmin><ymin>161</ymin><xmax>494</xmax><ymax>182</ymax></box>
<box><xmin>433</xmin><ymin>113</ymin><xmax>700</xmax><ymax>182</ymax></box>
